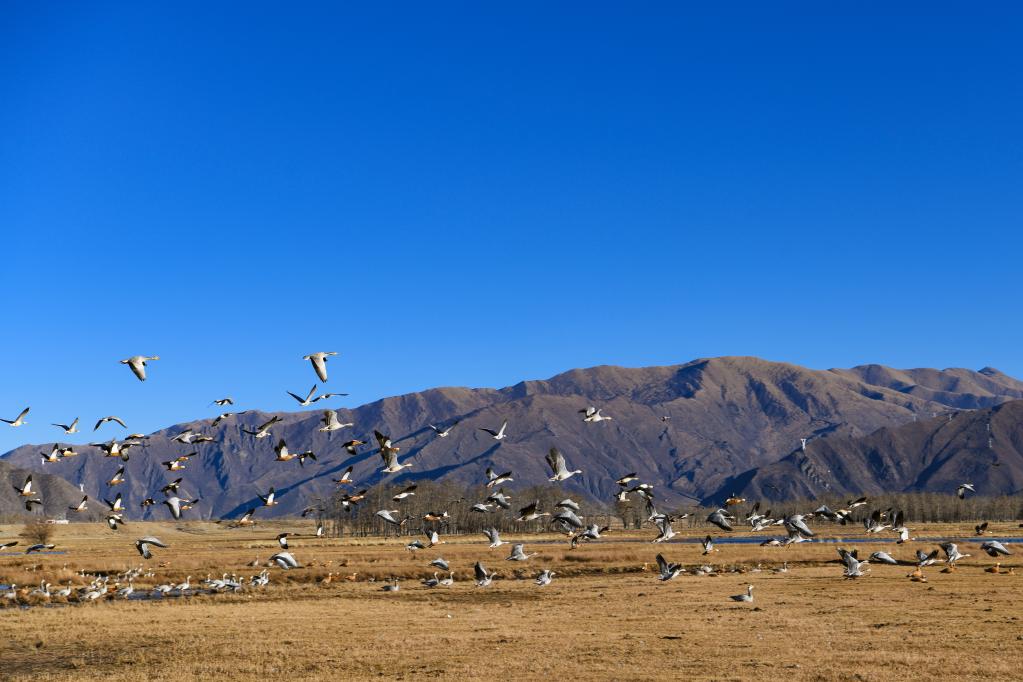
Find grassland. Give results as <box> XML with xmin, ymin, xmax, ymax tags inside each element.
<box><xmin>0</xmin><ymin>521</ymin><xmax>1019</xmax><ymax>681</ymax></box>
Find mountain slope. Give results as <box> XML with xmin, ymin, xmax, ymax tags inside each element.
<box><xmin>3</xmin><ymin>357</ymin><xmax>1021</xmax><ymax>518</ymax></box>
<box><xmin>0</xmin><ymin>457</ymin><xmax>98</xmax><ymax>520</ymax></box>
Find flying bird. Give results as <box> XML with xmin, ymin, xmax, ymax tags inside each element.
<box><xmin>428</xmin><ymin>422</ymin><xmax>458</xmax><ymax>437</ymax></box>
<box><xmin>957</xmin><ymin>483</ymin><xmax>976</xmax><ymax>499</ymax></box>
<box><xmin>135</xmin><ymin>536</ymin><xmax>169</xmax><ymax>560</ymax></box>
<box><xmin>655</xmin><ymin>553</ymin><xmax>683</xmax><ymax>581</ymax></box>
<box><xmin>242</xmin><ymin>415</ymin><xmax>282</xmax><ymax>439</ymax></box>
<box><xmin>51</xmin><ymin>418</ymin><xmax>79</xmax><ymax>434</ymax></box>
<box><xmin>318</xmin><ymin>410</ymin><xmax>352</xmax><ymax>432</ymax></box>
<box><xmin>342</xmin><ymin>439</ymin><xmax>364</xmax><ymax>455</ymax></box>
<box><xmin>1</xmin><ymin>407</ymin><xmax>29</xmax><ymax>427</ymax></box>
<box><xmin>485</xmin><ymin>467</ymin><xmax>514</xmax><ymax>488</ymax></box>
<box><xmin>478</xmin><ymin>420</ymin><xmax>508</xmax><ymax>441</ymax></box>
<box><xmin>303</xmin><ymin>351</ymin><xmax>338</xmax><ymax>382</ymax></box>
<box><xmin>94</xmin><ymin>416</ymin><xmax>127</xmax><ymax>431</ymax></box>
<box><xmin>546</xmin><ymin>448</ymin><xmax>582</xmax><ymax>482</ymax></box>
<box><xmin>120</xmin><ymin>355</ymin><xmax>159</xmax><ymax>381</ymax></box>
<box><xmin>212</xmin><ymin>398</ymin><xmax>234</xmax><ymax>406</ymax></box>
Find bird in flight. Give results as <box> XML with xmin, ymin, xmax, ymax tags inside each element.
<box><xmin>478</xmin><ymin>419</ymin><xmax>508</xmax><ymax>440</ymax></box>
<box><xmin>303</xmin><ymin>351</ymin><xmax>338</xmax><ymax>382</ymax></box>
<box><xmin>94</xmin><ymin>415</ymin><xmax>127</xmax><ymax>431</ymax></box>
<box><xmin>1</xmin><ymin>407</ymin><xmax>29</xmax><ymax>427</ymax></box>
<box><xmin>120</xmin><ymin>355</ymin><xmax>160</xmax><ymax>381</ymax></box>
<box><xmin>428</xmin><ymin>422</ymin><xmax>458</xmax><ymax>438</ymax></box>
<box><xmin>546</xmin><ymin>447</ymin><xmax>582</xmax><ymax>482</ymax></box>
<box><xmin>135</xmin><ymin>536</ymin><xmax>169</xmax><ymax>560</ymax></box>
<box><xmin>318</xmin><ymin>410</ymin><xmax>353</xmax><ymax>432</ymax></box>
<box><xmin>287</xmin><ymin>384</ymin><xmax>349</xmax><ymax>407</ymax></box>
<box><xmin>242</xmin><ymin>415</ymin><xmax>282</xmax><ymax>439</ymax></box>
<box><xmin>51</xmin><ymin>417</ymin><xmax>79</xmax><ymax>434</ymax></box>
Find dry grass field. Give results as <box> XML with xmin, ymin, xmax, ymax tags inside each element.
<box><xmin>0</xmin><ymin>521</ymin><xmax>1020</xmax><ymax>681</ymax></box>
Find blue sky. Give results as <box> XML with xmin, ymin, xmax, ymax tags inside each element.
<box><xmin>1</xmin><ymin>3</ymin><xmax>1021</xmax><ymax>452</ymax></box>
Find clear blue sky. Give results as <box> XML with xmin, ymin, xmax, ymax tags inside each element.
<box><xmin>1</xmin><ymin>3</ymin><xmax>1021</xmax><ymax>453</ymax></box>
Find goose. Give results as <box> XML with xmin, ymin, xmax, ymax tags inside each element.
<box><xmin>341</xmin><ymin>439</ymin><xmax>364</xmax><ymax>455</ymax></box>
<box><xmin>276</xmin><ymin>533</ymin><xmax>292</xmax><ymax>550</ymax></box>
<box><xmin>242</xmin><ymin>415</ymin><xmax>281</xmax><ymax>439</ymax></box>
<box><xmin>381</xmin><ymin>578</ymin><xmax>400</xmax><ymax>592</ymax></box>
<box><xmin>556</xmin><ymin>498</ymin><xmax>581</xmax><ymax>512</ymax></box>
<box><xmin>175</xmin><ymin>576</ymin><xmax>192</xmax><ymax>593</ymax></box>
<box><xmin>230</xmin><ymin>509</ymin><xmax>257</xmax><ymax>527</ymax></box>
<box><xmin>813</xmin><ymin>505</ymin><xmax>850</xmax><ymax>525</ymax></box>
<box><xmin>1</xmin><ymin>406</ymin><xmax>30</xmax><ymax>427</ymax></box>
<box><xmin>485</xmin><ymin>489</ymin><xmax>512</xmax><ymax>509</ymax></box>
<box><xmin>940</xmin><ymin>542</ymin><xmax>970</xmax><ymax>565</ymax></box>
<box><xmin>423</xmin><ymin>511</ymin><xmax>449</xmax><ymax>522</ymax></box>
<box><xmin>890</xmin><ymin>511</ymin><xmax>913</xmax><ymax>543</ymax></box>
<box><xmin>615</xmin><ymin>489</ymin><xmax>630</xmax><ymax>503</ymax></box>
<box><xmin>535</xmin><ymin>569</ymin><xmax>556</xmax><ymax>586</ymax></box>
<box><xmin>863</xmin><ymin>509</ymin><xmax>890</xmax><ymax>534</ymax></box>
<box><xmin>333</xmin><ymin>467</ymin><xmax>355</xmax><ymax>485</ymax></box>
<box><xmin>375</xmin><ymin>509</ymin><xmax>405</xmax><ymax>526</ymax></box>
<box><xmin>270</xmin><ymin>551</ymin><xmax>301</xmax><ymax>569</ymax></box>
<box><xmin>106</xmin><ymin>513</ymin><xmax>126</xmax><ymax>530</ymax></box>
<box><xmin>392</xmin><ymin>485</ymin><xmax>417</xmax><ymax>501</ymax></box>
<box><xmin>135</xmin><ymin>536</ymin><xmax>168</xmax><ymax>560</ymax></box>
<box><xmin>869</xmin><ymin>551</ymin><xmax>899</xmax><ymax>565</ymax></box>
<box><xmin>701</xmin><ymin>535</ymin><xmax>716</xmax><ymax>555</ymax></box>
<box><xmin>485</xmin><ymin>467</ymin><xmax>514</xmax><ymax>488</ymax></box>
<box><xmin>91</xmin><ymin>439</ymin><xmax>139</xmax><ymax>461</ymax></box>
<box><xmin>140</xmin><ymin>497</ymin><xmax>156</xmax><ymax>508</ymax></box>
<box><xmin>40</xmin><ymin>444</ymin><xmax>63</xmax><ymax>464</ymax></box>
<box><xmin>916</xmin><ymin>549</ymin><xmax>940</xmax><ymax>567</ymax></box>
<box><xmin>847</xmin><ymin>496</ymin><xmax>868</xmax><ymax>510</ymax></box>
<box><xmin>471</xmin><ymin>503</ymin><xmax>493</xmax><ymax>513</ymax></box>
<box><xmin>297</xmin><ymin>450</ymin><xmax>317</xmax><ymax>467</ymax></box>
<box><xmin>772</xmin><ymin>562</ymin><xmax>789</xmax><ymax>573</ymax></box>
<box><xmin>957</xmin><ymin>483</ymin><xmax>976</xmax><ymax>499</ymax></box>
<box><xmin>506</xmin><ymin>543</ymin><xmax>537</xmax><ymax>561</ymax></box>
<box><xmin>212</xmin><ymin>412</ymin><xmax>234</xmax><ymax>426</ymax></box>
<box><xmin>339</xmin><ymin>490</ymin><xmax>368</xmax><ymax>510</ymax></box>
<box><xmin>783</xmin><ymin>514</ymin><xmax>815</xmax><ymax>538</ymax></box>
<box><xmin>473</xmin><ymin>562</ymin><xmax>493</xmax><ymax>587</ymax></box>
<box><xmin>580</xmin><ymin>407</ymin><xmax>612</xmax><ymax>423</ymax></box>
<box><xmin>54</xmin><ymin>581</ymin><xmax>73</xmax><ymax>598</ymax></box>
<box><xmin>652</xmin><ymin>516</ymin><xmax>676</xmax><ymax>543</ymax></box>
<box><xmin>838</xmin><ymin>548</ymin><xmax>870</xmax><ymax>578</ymax></box>
<box><xmin>94</xmin><ymin>415</ymin><xmax>127</xmax><ymax>431</ymax></box>
<box><xmin>975</xmin><ymin>521</ymin><xmax>989</xmax><ymax>536</ymax></box>
<box><xmin>980</xmin><ymin>540</ymin><xmax>1012</xmax><ymax>557</ymax></box>
<box><xmin>379</xmin><ymin>447</ymin><xmax>412</xmax><ymax>474</ymax></box>
<box><xmin>577</xmin><ymin>524</ymin><xmax>608</xmax><ymax>543</ymax></box>
<box><xmin>516</xmin><ymin>500</ymin><xmax>549</xmax><ymax>522</ymax></box>
<box><xmin>616</xmin><ymin>473</ymin><xmax>639</xmax><ymax>486</ymax></box>
<box><xmin>730</xmin><ymin>585</ymin><xmax>755</xmax><ymax>602</ymax></box>
<box><xmin>421</xmin><ymin>572</ymin><xmax>440</xmax><ymax>588</ymax></box>
<box><xmin>273</xmin><ymin>439</ymin><xmax>310</xmax><ymax>462</ymax></box>
<box><xmin>120</xmin><ymin>355</ymin><xmax>159</xmax><ymax>381</ymax></box>
<box><xmin>430</xmin><ymin>557</ymin><xmax>450</xmax><ymax>570</ymax></box>
<box><xmin>655</xmin><ymin>553</ymin><xmax>683</xmax><ymax>581</ymax></box>
<box><xmin>303</xmin><ymin>351</ymin><xmax>338</xmax><ymax>382</ymax></box>
<box><xmin>483</xmin><ymin>527</ymin><xmax>506</xmax><ymax>548</ymax></box>
<box><xmin>986</xmin><ymin>563</ymin><xmax>1004</xmax><ymax>574</ymax></box>
<box><xmin>0</xmin><ymin>541</ymin><xmax>19</xmax><ymax>550</ymax></box>
<box><xmin>52</xmin><ymin>417</ymin><xmax>79</xmax><ymax>434</ymax></box>
<box><xmin>108</xmin><ymin>466</ymin><xmax>126</xmax><ymax>486</ymax></box>
<box><xmin>546</xmin><ymin>447</ymin><xmax>581</xmax><ymax>482</ymax></box>
<box><xmin>724</xmin><ymin>494</ymin><xmax>746</xmax><ymax>506</ymax></box>
<box><xmin>288</xmin><ymin>384</ymin><xmax>349</xmax><ymax>407</ymax></box>
<box><xmin>427</xmin><ymin>530</ymin><xmax>443</xmax><ymax>547</ymax></box>
<box><xmin>25</xmin><ymin>498</ymin><xmax>43</xmax><ymax>512</ymax></box>
<box><xmin>405</xmin><ymin>539</ymin><xmax>426</xmax><ymax>551</ymax></box>
<box><xmin>14</xmin><ymin>475</ymin><xmax>34</xmax><ymax>497</ymax></box>
<box><xmin>212</xmin><ymin>397</ymin><xmax>234</xmax><ymax>406</ymax></box>
<box><xmin>551</xmin><ymin>508</ymin><xmax>584</xmax><ymax>531</ymax></box>
<box><xmin>258</xmin><ymin>487</ymin><xmax>278</xmax><ymax>507</ymax></box>
<box><xmin>164</xmin><ymin>496</ymin><xmax>195</xmax><ymax>520</ymax></box>
<box><xmin>707</xmin><ymin>509</ymin><xmax>734</xmax><ymax>532</ymax></box>
<box><xmin>318</xmin><ymin>410</ymin><xmax>352</xmax><ymax>432</ymax></box>
<box><xmin>161</xmin><ymin>478</ymin><xmax>183</xmax><ymax>494</ymax></box>
<box><xmin>478</xmin><ymin>420</ymin><xmax>508</xmax><ymax>441</ymax></box>
<box><xmin>26</xmin><ymin>543</ymin><xmax>56</xmax><ymax>553</ymax></box>
<box><xmin>162</xmin><ymin>459</ymin><xmax>187</xmax><ymax>472</ymax></box>
<box><xmin>439</xmin><ymin>572</ymin><xmax>454</xmax><ymax>586</ymax></box>
<box><xmin>428</xmin><ymin>422</ymin><xmax>458</xmax><ymax>437</ymax></box>
<box><xmin>58</xmin><ymin>445</ymin><xmax>79</xmax><ymax>458</ymax></box>
<box><xmin>68</xmin><ymin>496</ymin><xmax>88</xmax><ymax>513</ymax></box>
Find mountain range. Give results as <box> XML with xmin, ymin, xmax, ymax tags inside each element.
<box><xmin>2</xmin><ymin>356</ymin><xmax>1021</xmax><ymax>519</ymax></box>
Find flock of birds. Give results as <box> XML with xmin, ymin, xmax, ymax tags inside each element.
<box><xmin>0</xmin><ymin>352</ymin><xmax>1018</xmax><ymax>606</ymax></box>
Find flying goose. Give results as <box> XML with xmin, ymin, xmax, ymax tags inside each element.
<box><xmin>428</xmin><ymin>422</ymin><xmax>458</xmax><ymax>437</ymax></box>
<box><xmin>120</xmin><ymin>355</ymin><xmax>159</xmax><ymax>381</ymax></box>
<box><xmin>546</xmin><ymin>448</ymin><xmax>581</xmax><ymax>482</ymax></box>
<box><xmin>891</xmin><ymin>511</ymin><xmax>914</xmax><ymax>543</ymax></box>
<box><xmin>107</xmin><ymin>466</ymin><xmax>126</xmax><ymax>486</ymax></box>
<box><xmin>162</xmin><ymin>458</ymin><xmax>187</xmax><ymax>471</ymax></box>
<box><xmin>392</xmin><ymin>485</ymin><xmax>417</xmax><ymax>501</ymax></box>
<box><xmin>485</xmin><ymin>467</ymin><xmax>514</xmax><ymax>488</ymax></box>
<box><xmin>506</xmin><ymin>543</ymin><xmax>537</xmax><ymax>561</ymax></box>
<box><xmin>916</xmin><ymin>549</ymin><xmax>940</xmax><ymax>567</ymax></box>
<box><xmin>980</xmin><ymin>540</ymin><xmax>1012</xmax><ymax>557</ymax></box>
<box><xmin>26</xmin><ymin>543</ymin><xmax>56</xmax><ymax>554</ymax></box>
<box><xmin>375</xmin><ymin>509</ymin><xmax>406</xmax><ymax>526</ymax></box>
<box><xmin>212</xmin><ymin>412</ymin><xmax>234</xmax><ymax>426</ymax></box>
<box><xmin>69</xmin><ymin>495</ymin><xmax>88</xmax><ymax>513</ymax></box>
<box><xmin>161</xmin><ymin>478</ymin><xmax>183</xmax><ymax>494</ymax></box>
<box><xmin>869</xmin><ymin>551</ymin><xmax>899</xmax><ymax>565</ymax></box>
<box><xmin>847</xmin><ymin>496</ymin><xmax>868</xmax><ymax>510</ymax></box>
<box><xmin>135</xmin><ymin>536</ymin><xmax>168</xmax><ymax>560</ymax></box>
<box><xmin>303</xmin><ymin>351</ymin><xmax>338</xmax><ymax>382</ymax></box>
<box><xmin>535</xmin><ymin>569</ymin><xmax>556</xmax><ymax>586</ymax></box>
<box><xmin>483</xmin><ymin>527</ymin><xmax>506</xmax><ymax>548</ymax></box>
<box><xmin>94</xmin><ymin>416</ymin><xmax>128</xmax><ymax>432</ymax></box>
<box><xmin>40</xmin><ymin>444</ymin><xmax>63</xmax><ymax>464</ymax></box>
<box><xmin>423</xmin><ymin>511</ymin><xmax>449</xmax><ymax>522</ymax></box>
<box><xmin>863</xmin><ymin>509</ymin><xmax>890</xmax><ymax>534</ymax></box>
<box><xmin>474</xmin><ymin>562</ymin><xmax>493</xmax><ymax>587</ymax></box>
<box><xmin>297</xmin><ymin>450</ymin><xmax>317</xmax><ymax>467</ymax></box>
<box><xmin>838</xmin><ymin>548</ymin><xmax>870</xmax><ymax>578</ymax></box>
<box><xmin>427</xmin><ymin>529</ymin><xmax>443</xmax><ymax>547</ymax></box>
<box><xmin>730</xmin><ymin>585</ymin><xmax>755</xmax><ymax>602</ymax></box>
<box><xmin>580</xmin><ymin>407</ymin><xmax>612</xmax><ymax>423</ymax></box>
<box><xmin>273</xmin><ymin>439</ymin><xmax>311</xmax><ymax>463</ymax></box>
<box><xmin>242</xmin><ymin>415</ymin><xmax>282</xmax><ymax>439</ymax></box>
<box><xmin>341</xmin><ymin>439</ymin><xmax>364</xmax><ymax>455</ymax></box>
<box><xmin>318</xmin><ymin>409</ymin><xmax>352</xmax><ymax>432</ymax></box>
<box><xmin>975</xmin><ymin>521</ymin><xmax>989</xmax><ymax>536</ymax></box>
<box><xmin>164</xmin><ymin>496</ymin><xmax>195</xmax><ymax>520</ymax></box>
<box><xmin>333</xmin><ymin>466</ymin><xmax>354</xmax><ymax>486</ymax></box>
<box><xmin>516</xmin><ymin>500</ymin><xmax>549</xmax><ymax>522</ymax></box>
<box><xmin>652</xmin><ymin>516</ymin><xmax>676</xmax><ymax>543</ymax></box>
<box><xmin>1</xmin><ymin>406</ymin><xmax>30</xmax><ymax>427</ymax></box>
<box><xmin>478</xmin><ymin>420</ymin><xmax>508</xmax><ymax>441</ymax></box>
<box><xmin>0</xmin><ymin>541</ymin><xmax>19</xmax><ymax>550</ymax></box>
<box><xmin>783</xmin><ymin>514</ymin><xmax>815</xmax><ymax>539</ymax></box>
<box><xmin>288</xmin><ymin>384</ymin><xmax>349</xmax><ymax>407</ymax></box>
<box><xmin>230</xmin><ymin>509</ymin><xmax>257</xmax><ymax>527</ymax></box>
<box><xmin>556</xmin><ymin>498</ymin><xmax>581</xmax><ymax>512</ymax></box>
<box><xmin>471</xmin><ymin>502</ymin><xmax>494</xmax><ymax>513</ymax></box>
<box><xmin>655</xmin><ymin>553</ymin><xmax>683</xmax><ymax>581</ymax></box>
<box><xmin>706</xmin><ymin>509</ymin><xmax>735</xmax><ymax>532</ymax></box>
<box><xmin>52</xmin><ymin>417</ymin><xmax>79</xmax><ymax>434</ymax></box>
<box><xmin>940</xmin><ymin>542</ymin><xmax>970</xmax><ymax>565</ymax></box>
<box><xmin>270</xmin><ymin>551</ymin><xmax>301</xmax><ymax>569</ymax></box>
<box><xmin>615</xmin><ymin>473</ymin><xmax>638</xmax><ymax>486</ymax></box>
<box><xmin>212</xmin><ymin>397</ymin><xmax>234</xmax><ymax>406</ymax></box>
<box><xmin>957</xmin><ymin>483</ymin><xmax>976</xmax><ymax>499</ymax></box>
<box><xmin>486</xmin><ymin>489</ymin><xmax>512</xmax><ymax>509</ymax></box>
<box><xmin>379</xmin><ymin>444</ymin><xmax>412</xmax><ymax>474</ymax></box>
<box><xmin>258</xmin><ymin>487</ymin><xmax>278</xmax><ymax>507</ymax></box>
<box><xmin>701</xmin><ymin>535</ymin><xmax>716</xmax><ymax>555</ymax></box>
<box><xmin>14</xmin><ymin>475</ymin><xmax>33</xmax><ymax>497</ymax></box>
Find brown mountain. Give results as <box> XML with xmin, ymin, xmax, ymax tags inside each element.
<box><xmin>716</xmin><ymin>398</ymin><xmax>1023</xmax><ymax>502</ymax></box>
<box><xmin>2</xmin><ymin>356</ymin><xmax>1021</xmax><ymax>518</ymax></box>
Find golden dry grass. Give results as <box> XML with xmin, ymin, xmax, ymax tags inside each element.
<box><xmin>0</xmin><ymin>521</ymin><xmax>1020</xmax><ymax>681</ymax></box>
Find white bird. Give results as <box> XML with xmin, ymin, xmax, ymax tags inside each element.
<box><xmin>270</xmin><ymin>551</ymin><xmax>301</xmax><ymax>569</ymax></box>
<box><xmin>980</xmin><ymin>540</ymin><xmax>1012</xmax><ymax>557</ymax></box>
<box><xmin>94</xmin><ymin>415</ymin><xmax>127</xmax><ymax>431</ymax></box>
<box><xmin>655</xmin><ymin>553</ymin><xmax>683</xmax><ymax>581</ymax></box>
<box><xmin>869</xmin><ymin>551</ymin><xmax>899</xmax><ymax>565</ymax></box>
<box><xmin>379</xmin><ymin>447</ymin><xmax>412</xmax><ymax>474</ymax></box>
<box><xmin>546</xmin><ymin>447</ymin><xmax>581</xmax><ymax>482</ymax></box>
<box><xmin>535</xmin><ymin>569</ymin><xmax>556</xmax><ymax>586</ymax></box>
<box><xmin>940</xmin><ymin>542</ymin><xmax>970</xmax><ymax>565</ymax></box>
<box><xmin>478</xmin><ymin>419</ymin><xmax>508</xmax><ymax>441</ymax></box>
<box><xmin>707</xmin><ymin>509</ymin><xmax>734</xmax><ymax>532</ymax></box>
<box><xmin>376</xmin><ymin>509</ymin><xmax>405</xmax><ymax>526</ymax></box>
<box><xmin>580</xmin><ymin>407</ymin><xmax>612</xmax><ymax>423</ymax></box>
<box><xmin>318</xmin><ymin>409</ymin><xmax>352</xmax><ymax>432</ymax></box>
<box><xmin>242</xmin><ymin>415</ymin><xmax>282</xmax><ymax>439</ymax></box>
<box><xmin>14</xmin><ymin>475</ymin><xmax>33</xmax><ymax>497</ymax></box>
<box><xmin>474</xmin><ymin>562</ymin><xmax>493</xmax><ymax>587</ymax></box>
<box><xmin>957</xmin><ymin>483</ymin><xmax>976</xmax><ymax>499</ymax></box>
<box><xmin>838</xmin><ymin>548</ymin><xmax>870</xmax><ymax>578</ymax></box>
<box><xmin>51</xmin><ymin>417</ymin><xmax>79</xmax><ymax>434</ymax></box>
<box><xmin>287</xmin><ymin>384</ymin><xmax>349</xmax><ymax>407</ymax></box>
<box><xmin>652</xmin><ymin>516</ymin><xmax>676</xmax><ymax>543</ymax></box>
<box><xmin>1</xmin><ymin>407</ymin><xmax>29</xmax><ymax>427</ymax></box>
<box><xmin>485</xmin><ymin>467</ymin><xmax>514</xmax><ymax>488</ymax></box>
<box><xmin>164</xmin><ymin>496</ymin><xmax>195</xmax><ymax>520</ymax></box>
<box><xmin>258</xmin><ymin>487</ymin><xmax>278</xmax><ymax>507</ymax></box>
<box><xmin>730</xmin><ymin>585</ymin><xmax>755</xmax><ymax>602</ymax></box>
<box><xmin>40</xmin><ymin>444</ymin><xmax>63</xmax><ymax>464</ymax></box>
<box><xmin>506</xmin><ymin>543</ymin><xmax>537</xmax><ymax>561</ymax></box>
<box><xmin>135</xmin><ymin>536</ymin><xmax>168</xmax><ymax>560</ymax></box>
<box><xmin>120</xmin><ymin>355</ymin><xmax>159</xmax><ymax>381</ymax></box>
<box><xmin>428</xmin><ymin>422</ymin><xmax>458</xmax><ymax>437</ymax></box>
<box><xmin>303</xmin><ymin>352</ymin><xmax>338</xmax><ymax>382</ymax></box>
